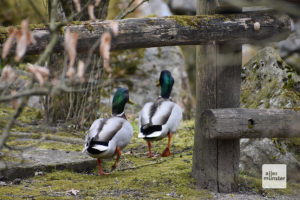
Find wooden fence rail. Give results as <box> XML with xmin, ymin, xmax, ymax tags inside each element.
<box><xmin>201</xmin><ymin>108</ymin><xmax>300</xmax><ymax>139</ymax></box>
<box><xmin>0</xmin><ymin>12</ymin><xmax>291</xmax><ymax>57</ymax></box>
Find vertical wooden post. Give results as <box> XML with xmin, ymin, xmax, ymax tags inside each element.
<box><xmin>192</xmin><ymin>0</ymin><xmax>241</xmax><ymax>192</ymax></box>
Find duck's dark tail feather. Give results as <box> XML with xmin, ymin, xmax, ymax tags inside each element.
<box><xmin>86</xmin><ymin>141</ymin><xmax>109</xmax><ymax>155</ymax></box>
<box><xmin>141</xmin><ymin>124</ymin><xmax>162</xmax><ymax>135</ymax></box>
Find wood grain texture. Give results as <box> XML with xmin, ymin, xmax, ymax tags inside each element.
<box><xmin>193</xmin><ymin>0</ymin><xmax>241</xmax><ymax>193</ymax></box>
<box><xmin>215</xmin><ymin>43</ymin><xmax>241</xmax><ymax>192</ymax></box>
<box><xmin>217</xmin><ymin>0</ymin><xmax>300</xmax><ymax>7</ymax></box>
<box><xmin>202</xmin><ymin>108</ymin><xmax>300</xmax><ymax>139</ymax></box>
<box><xmin>0</xmin><ymin>12</ymin><xmax>291</xmax><ymax>56</ymax></box>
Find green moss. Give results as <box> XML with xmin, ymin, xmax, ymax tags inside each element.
<box><xmin>110</xmin><ymin>48</ymin><xmax>145</xmax><ymax>80</ymax></box>
<box><xmin>241</xmin><ymin>75</ymin><xmax>280</xmax><ymax>108</ymax></box>
<box><xmin>272</xmin><ymin>138</ymin><xmax>287</xmax><ymax>154</ymax></box>
<box><xmin>168</xmin><ymin>15</ymin><xmax>231</xmax><ymax>30</ymax></box>
<box><xmin>0</xmin><ymin>120</ymin><xmax>214</xmax><ymax>199</ymax></box>
<box><xmin>84</xmin><ymin>22</ymin><xmax>95</xmax><ymax>32</ymax></box>
<box><xmin>157</xmin><ymin>47</ymin><xmax>162</xmax><ymax>58</ymax></box>
<box><xmin>239</xmin><ymin>175</ymin><xmax>300</xmax><ymax>197</ymax></box>
<box><xmin>18</xmin><ymin>107</ymin><xmax>44</xmax><ymax>124</ymax></box>
<box><xmin>6</xmin><ymin>140</ymin><xmax>39</xmax><ymax>148</ymax></box>
<box><xmin>168</xmin><ymin>15</ymin><xmax>200</xmax><ymax>29</ymax></box>
<box><xmin>286</xmin><ymin>138</ymin><xmax>300</xmax><ymax>161</ymax></box>
<box><xmin>38</xmin><ymin>141</ymin><xmax>82</xmax><ymax>152</ymax></box>
<box><xmin>283</xmin><ymin>74</ymin><xmax>296</xmax><ymax>90</ymax></box>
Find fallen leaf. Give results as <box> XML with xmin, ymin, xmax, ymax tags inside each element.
<box><xmin>100</xmin><ymin>32</ymin><xmax>112</xmax><ymax>73</ymax></box>
<box><xmin>95</xmin><ymin>0</ymin><xmax>101</xmax><ymax>7</ymax></box>
<box><xmin>73</xmin><ymin>0</ymin><xmax>81</xmax><ymax>12</ymax></box>
<box><xmin>15</xmin><ymin>19</ymin><xmax>31</xmax><ymax>62</ymax></box>
<box><xmin>0</xmin><ymin>65</ymin><xmax>15</xmax><ymax>82</ymax></box>
<box><xmin>109</xmin><ymin>21</ymin><xmax>119</xmax><ymax>36</ymax></box>
<box><xmin>2</xmin><ymin>28</ymin><xmax>16</xmax><ymax>59</ymax></box>
<box><xmin>27</xmin><ymin>63</ymin><xmax>49</xmax><ymax>86</ymax></box>
<box><xmin>64</xmin><ymin>29</ymin><xmax>79</xmax><ymax>69</ymax></box>
<box><xmin>66</xmin><ymin>66</ymin><xmax>76</xmax><ymax>78</ymax></box>
<box><xmin>66</xmin><ymin>188</ymin><xmax>79</xmax><ymax>196</ymax></box>
<box><xmin>88</xmin><ymin>4</ymin><xmax>96</xmax><ymax>21</ymax></box>
<box><xmin>77</xmin><ymin>60</ymin><xmax>85</xmax><ymax>82</ymax></box>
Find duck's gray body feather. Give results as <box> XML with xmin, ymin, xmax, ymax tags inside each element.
<box><xmin>83</xmin><ymin>116</ymin><xmax>133</xmax><ymax>158</ymax></box>
<box><xmin>138</xmin><ymin>98</ymin><xmax>182</xmax><ymax>141</ymax></box>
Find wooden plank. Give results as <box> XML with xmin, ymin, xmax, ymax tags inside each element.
<box><xmin>217</xmin><ymin>0</ymin><xmax>300</xmax><ymax>8</ymax></box>
<box><xmin>192</xmin><ymin>0</ymin><xmax>218</xmax><ymax>191</ymax></box>
<box><xmin>0</xmin><ymin>12</ymin><xmax>291</xmax><ymax>57</ymax></box>
<box><xmin>193</xmin><ymin>0</ymin><xmax>241</xmax><ymax>193</ymax></box>
<box><xmin>216</xmin><ymin>0</ymin><xmax>300</xmax><ymax>15</ymax></box>
<box><xmin>215</xmin><ymin>43</ymin><xmax>241</xmax><ymax>192</ymax></box>
<box><xmin>202</xmin><ymin>108</ymin><xmax>300</xmax><ymax>139</ymax></box>
<box><xmin>193</xmin><ymin>42</ymin><xmax>218</xmax><ymax>191</ymax></box>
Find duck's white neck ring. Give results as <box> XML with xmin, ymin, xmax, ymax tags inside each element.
<box><xmin>116</xmin><ymin>112</ymin><xmax>124</xmax><ymax>117</ymax></box>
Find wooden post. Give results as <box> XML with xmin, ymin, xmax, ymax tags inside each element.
<box><xmin>192</xmin><ymin>0</ymin><xmax>241</xmax><ymax>192</ymax></box>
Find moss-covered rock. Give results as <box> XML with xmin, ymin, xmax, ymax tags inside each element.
<box><xmin>240</xmin><ymin>47</ymin><xmax>300</xmax><ymax>180</ymax></box>
<box><xmin>241</xmin><ymin>47</ymin><xmax>300</xmax><ymax>109</ymax></box>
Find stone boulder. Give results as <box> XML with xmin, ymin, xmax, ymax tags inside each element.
<box><xmin>240</xmin><ymin>47</ymin><xmax>300</xmax><ymax>179</ymax></box>
<box><xmin>240</xmin><ymin>138</ymin><xmax>300</xmax><ymax>180</ymax></box>
<box><xmin>277</xmin><ymin>18</ymin><xmax>300</xmax><ymax>74</ymax></box>
<box><xmin>168</xmin><ymin>0</ymin><xmax>196</xmax><ymax>15</ymax></box>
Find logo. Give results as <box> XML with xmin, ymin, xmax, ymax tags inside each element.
<box><xmin>262</xmin><ymin>164</ymin><xmax>286</xmax><ymax>189</ymax></box>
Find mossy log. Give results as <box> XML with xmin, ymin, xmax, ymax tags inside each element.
<box><xmin>202</xmin><ymin>108</ymin><xmax>300</xmax><ymax>139</ymax></box>
<box><xmin>0</xmin><ymin>12</ymin><xmax>291</xmax><ymax>56</ymax></box>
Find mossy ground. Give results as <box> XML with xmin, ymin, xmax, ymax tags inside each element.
<box><xmin>0</xmin><ymin>119</ymin><xmax>214</xmax><ymax>199</ymax></box>
<box><xmin>1</xmin><ymin>105</ymin><xmax>300</xmax><ymax>199</ymax></box>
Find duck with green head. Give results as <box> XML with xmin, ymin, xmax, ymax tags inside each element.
<box><xmin>83</xmin><ymin>88</ymin><xmax>134</xmax><ymax>175</ymax></box>
<box><xmin>138</xmin><ymin>70</ymin><xmax>182</xmax><ymax>157</ymax></box>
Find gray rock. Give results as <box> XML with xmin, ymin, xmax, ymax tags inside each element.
<box><xmin>278</xmin><ymin>19</ymin><xmax>300</xmax><ymax>74</ymax></box>
<box><xmin>0</xmin><ymin>181</ymin><xmax>7</xmax><ymax>186</ymax></box>
<box><xmin>240</xmin><ymin>138</ymin><xmax>300</xmax><ymax>179</ymax></box>
<box><xmin>240</xmin><ymin>46</ymin><xmax>300</xmax><ymax>178</ymax></box>
<box><xmin>137</xmin><ymin>0</ymin><xmax>172</xmax><ymax>17</ymax></box>
<box><xmin>28</xmin><ymin>96</ymin><xmax>43</xmax><ymax>109</ymax></box>
<box><xmin>241</xmin><ymin>46</ymin><xmax>300</xmax><ymax>109</ymax></box>
<box><xmin>168</xmin><ymin>0</ymin><xmax>196</xmax><ymax>15</ymax></box>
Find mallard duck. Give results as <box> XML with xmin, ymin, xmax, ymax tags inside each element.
<box><xmin>138</xmin><ymin>70</ymin><xmax>182</xmax><ymax>157</ymax></box>
<box><xmin>82</xmin><ymin>88</ymin><xmax>134</xmax><ymax>175</ymax></box>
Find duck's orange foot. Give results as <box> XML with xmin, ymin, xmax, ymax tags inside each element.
<box><xmin>148</xmin><ymin>152</ymin><xmax>154</xmax><ymax>158</ymax></box>
<box><xmin>161</xmin><ymin>147</ymin><xmax>171</xmax><ymax>157</ymax></box>
<box><xmin>111</xmin><ymin>164</ymin><xmax>118</xmax><ymax>172</ymax></box>
<box><xmin>99</xmin><ymin>171</ymin><xmax>111</xmax><ymax>175</ymax></box>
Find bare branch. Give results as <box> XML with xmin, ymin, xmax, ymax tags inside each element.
<box><xmin>116</xmin><ymin>0</ymin><xmax>149</xmax><ymax>20</ymax></box>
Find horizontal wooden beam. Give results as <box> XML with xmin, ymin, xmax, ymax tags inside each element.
<box><xmin>217</xmin><ymin>0</ymin><xmax>300</xmax><ymax>8</ymax></box>
<box><xmin>216</xmin><ymin>0</ymin><xmax>300</xmax><ymax>15</ymax></box>
<box><xmin>0</xmin><ymin>12</ymin><xmax>291</xmax><ymax>57</ymax></box>
<box><xmin>202</xmin><ymin>108</ymin><xmax>300</xmax><ymax>139</ymax></box>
